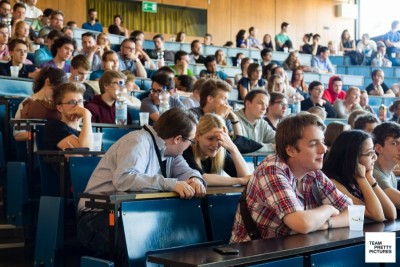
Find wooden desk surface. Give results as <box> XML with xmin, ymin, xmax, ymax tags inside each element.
<box><xmin>148</xmin><ymin>220</ymin><xmax>400</xmax><ymax>267</ymax></box>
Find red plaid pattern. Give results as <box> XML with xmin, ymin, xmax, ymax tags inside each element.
<box><xmin>230</xmin><ymin>154</ymin><xmax>352</xmax><ymax>243</ymax></box>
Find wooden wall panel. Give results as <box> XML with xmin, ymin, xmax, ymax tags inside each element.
<box><xmin>35</xmin><ymin>0</ymin><xmax>355</xmax><ymax>49</ymax></box>
<box><xmin>230</xmin><ymin>0</ymin><xmax>275</xmax><ymax>47</ymax></box>
<box><xmin>207</xmin><ymin>0</ymin><xmax>231</xmax><ymax>46</ymax></box>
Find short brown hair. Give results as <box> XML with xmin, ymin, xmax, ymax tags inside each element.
<box><xmin>199</xmin><ymin>79</ymin><xmax>232</xmax><ymax>108</ymax></box>
<box><xmin>276</xmin><ymin>113</ymin><xmax>325</xmax><ymax>162</ymax></box>
<box><xmin>54</xmin><ymin>82</ymin><xmax>85</xmax><ymax>105</ymax></box>
<box><xmin>71</xmin><ymin>54</ymin><xmax>90</xmax><ymax>70</ymax></box>
<box><xmin>153</xmin><ymin>108</ymin><xmax>198</xmax><ymax>139</ymax></box>
<box><xmin>99</xmin><ymin>71</ymin><xmax>127</xmax><ymax>94</ymax></box>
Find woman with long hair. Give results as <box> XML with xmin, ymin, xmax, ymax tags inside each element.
<box><xmin>333</xmin><ymin>86</ymin><xmax>362</xmax><ymax>119</ymax></box>
<box><xmin>323</xmin><ymin>130</ymin><xmax>396</xmax><ymax>222</ymax></box>
<box><xmin>339</xmin><ymin>29</ymin><xmax>356</xmax><ymax>52</ymax></box>
<box><xmin>108</xmin><ymin>15</ymin><xmax>129</xmax><ymax>37</ymax></box>
<box><xmin>14</xmin><ymin>67</ymin><xmax>68</xmax><ymax>141</ymax></box>
<box><xmin>238</xmin><ymin>63</ymin><xmax>266</xmax><ymax>100</ymax></box>
<box><xmin>234</xmin><ymin>57</ymin><xmax>253</xmax><ymax>85</ymax></box>
<box><xmin>96</xmin><ymin>32</ymin><xmax>111</xmax><ymax>52</ymax></box>
<box><xmin>262</xmin><ymin>34</ymin><xmax>274</xmax><ymax>50</ymax></box>
<box><xmin>182</xmin><ymin>114</ymin><xmax>251</xmax><ymax>186</ymax></box>
<box><xmin>176</xmin><ymin>31</ymin><xmax>186</xmax><ymax>43</ymax></box>
<box><xmin>282</xmin><ymin>51</ymin><xmax>301</xmax><ymax>71</ymax></box>
<box><xmin>290</xmin><ymin>66</ymin><xmax>308</xmax><ymax>98</ymax></box>
<box><xmin>236</xmin><ymin>29</ymin><xmax>247</xmax><ymax>48</ymax></box>
<box><xmin>12</xmin><ymin>21</ymin><xmax>34</xmax><ymax>53</ymax></box>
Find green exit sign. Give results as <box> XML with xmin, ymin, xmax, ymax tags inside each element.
<box><xmin>142</xmin><ymin>1</ymin><xmax>157</xmax><ymax>13</ymax></box>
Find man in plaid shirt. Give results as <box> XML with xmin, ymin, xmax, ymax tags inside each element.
<box><xmin>231</xmin><ymin>113</ymin><xmax>352</xmax><ymax>243</ymax></box>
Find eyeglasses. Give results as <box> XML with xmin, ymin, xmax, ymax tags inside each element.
<box><xmin>182</xmin><ymin>136</ymin><xmax>195</xmax><ymax>146</ymax></box>
<box><xmin>273</xmin><ymin>101</ymin><xmax>288</xmax><ymax>108</ymax></box>
<box><xmin>111</xmin><ymin>81</ymin><xmax>125</xmax><ymax>87</ymax></box>
<box><xmin>360</xmin><ymin>151</ymin><xmax>377</xmax><ymax>158</ymax></box>
<box><xmin>122</xmin><ymin>46</ymin><xmax>135</xmax><ymax>51</ymax></box>
<box><xmin>60</xmin><ymin>99</ymin><xmax>85</xmax><ymax>106</ymax></box>
<box><xmin>151</xmin><ymin>88</ymin><xmax>164</xmax><ymax>95</ymax></box>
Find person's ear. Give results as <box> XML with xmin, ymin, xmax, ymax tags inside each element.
<box><xmin>374</xmin><ymin>143</ymin><xmax>383</xmax><ymax>155</ymax></box>
<box><xmin>286</xmin><ymin>145</ymin><xmax>297</xmax><ymax>158</ymax></box>
<box><xmin>207</xmin><ymin>95</ymin><xmax>214</xmax><ymax>104</ymax></box>
<box><xmin>173</xmin><ymin>135</ymin><xmax>181</xmax><ymax>144</ymax></box>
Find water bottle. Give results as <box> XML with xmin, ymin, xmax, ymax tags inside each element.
<box><xmin>236</xmin><ymin>57</ymin><xmax>241</xmax><ymax>67</ymax></box>
<box><xmin>291</xmin><ymin>95</ymin><xmax>301</xmax><ymax>114</ymax></box>
<box><xmin>379</xmin><ymin>104</ymin><xmax>387</xmax><ymax>122</ymax></box>
<box><xmin>159</xmin><ymin>86</ymin><xmax>170</xmax><ymax>115</ymax></box>
<box><xmin>115</xmin><ymin>81</ymin><xmax>128</xmax><ymax>125</ymax></box>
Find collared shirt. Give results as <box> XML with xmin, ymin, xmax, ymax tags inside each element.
<box><xmin>118</xmin><ymin>52</ymin><xmax>138</xmax><ymax>73</ymax></box>
<box><xmin>235</xmin><ymin>109</ymin><xmax>275</xmax><ymax>152</ymax></box>
<box><xmin>79</xmin><ymin>50</ymin><xmax>102</xmax><ymax>71</ymax></box>
<box><xmin>230</xmin><ymin>154</ymin><xmax>352</xmax><ymax>243</ymax></box>
<box><xmin>182</xmin><ymin>95</ymin><xmax>199</xmax><ymax>109</ymax></box>
<box><xmin>311</xmin><ymin>56</ymin><xmax>334</xmax><ymax>74</ymax></box>
<box><xmin>140</xmin><ymin>96</ymin><xmax>185</xmax><ymax>124</ymax></box>
<box><xmin>77</xmin><ymin>126</ymin><xmax>203</xmax><ymax>212</ymax></box>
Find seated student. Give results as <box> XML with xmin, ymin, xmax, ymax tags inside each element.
<box><xmin>123</xmin><ymin>72</ymin><xmax>141</xmax><ymax>108</ymax></box>
<box><xmin>11</xmin><ymin>21</ymin><xmax>35</xmax><ymax>52</ymax></box>
<box><xmin>234</xmin><ymin>57</ymin><xmax>253</xmax><ymax>86</ymax></box>
<box><xmin>265</xmin><ymin>92</ymin><xmax>288</xmax><ymax>131</ymax></box>
<box><xmin>14</xmin><ymin>67</ymin><xmax>68</xmax><ymax>141</ymax></box>
<box><xmin>182</xmin><ymin>78</ymin><xmax>204</xmax><ymax>110</ymax></box>
<box><xmin>308</xmin><ymin>106</ymin><xmax>327</xmax><ymax>121</ymax></box>
<box><xmin>348</xmin><ymin>109</ymin><xmax>368</xmax><ymax>129</ymax></box>
<box><xmin>183</xmin><ymin>114</ymin><xmax>251</xmax><ymax>186</ymax></box>
<box><xmin>360</xmin><ymin>90</ymin><xmax>376</xmax><ymax>115</ymax></box>
<box><xmin>365</xmin><ymin>69</ymin><xmax>395</xmax><ymax>96</ymax></box>
<box><xmin>333</xmin><ymin>86</ymin><xmax>362</xmax><ymax>119</ymax></box>
<box><xmin>371</xmin><ymin>41</ymin><xmax>392</xmax><ymax>68</ymax></box>
<box><xmin>148</xmin><ymin>34</ymin><xmax>175</xmax><ymax>62</ymax></box>
<box><xmin>85</xmin><ymin>70</ymin><xmax>131</xmax><ymax>124</ymax></box>
<box><xmin>231</xmin><ymin>113</ymin><xmax>352</xmax><ymax>243</ymax></box>
<box><xmin>41</xmin><ymin>36</ymin><xmax>76</xmax><ymax>73</ymax></box>
<box><xmin>215</xmin><ymin>49</ymin><xmax>227</xmax><ymax>66</ymax></box>
<box><xmin>290</xmin><ymin>66</ymin><xmax>309</xmax><ymax>99</ymax></box>
<box><xmin>389</xmin><ymin>100</ymin><xmax>400</xmax><ymax>123</ymax></box>
<box><xmin>322</xmin><ymin>76</ymin><xmax>346</xmax><ymax>105</ymax></box>
<box><xmin>171</xmin><ymin>50</ymin><xmax>194</xmax><ymax>77</ymax></box>
<box><xmin>353</xmin><ymin>113</ymin><xmax>379</xmax><ymax>134</ymax></box>
<box><xmin>235</xmin><ymin>90</ymin><xmax>275</xmax><ymax>152</ymax></box>
<box><xmin>301</xmin><ymin>81</ymin><xmax>336</xmax><ymax>118</ymax></box>
<box><xmin>176</xmin><ymin>74</ymin><xmax>194</xmax><ymax>93</ymax></box>
<box><xmin>0</xmin><ymin>39</ymin><xmax>38</xmax><ymax>79</ymax></box>
<box><xmin>199</xmin><ymin>55</ymin><xmax>233</xmax><ymax>86</ymax></box>
<box><xmin>68</xmin><ymin>55</ymin><xmax>96</xmax><ymax>102</ymax></box>
<box><xmin>311</xmin><ymin>46</ymin><xmax>334</xmax><ymax>74</ymax></box>
<box><xmin>324</xmin><ymin>121</ymin><xmax>350</xmax><ymax>151</ymax></box>
<box><xmin>238</xmin><ymin>63</ymin><xmax>266</xmax><ymax>100</ymax></box>
<box><xmin>323</xmin><ymin>130</ymin><xmax>396</xmax><ymax>222</ymax></box>
<box><xmin>140</xmin><ymin>72</ymin><xmax>185</xmax><ymax>124</ymax></box>
<box><xmin>77</xmin><ymin>108</ymin><xmax>206</xmax><ymax>265</ymax></box>
<box><xmin>189</xmin><ymin>79</ymin><xmax>242</xmax><ymax>137</ymax></box>
<box><xmin>372</xmin><ymin>122</ymin><xmax>400</xmax><ymax>209</ymax></box>
<box><xmin>90</xmin><ymin>50</ymin><xmax>119</xmax><ymax>81</ymax></box>
<box><xmin>34</xmin><ymin>29</ymin><xmax>63</xmax><ymax>66</ymax></box>
<box><xmin>43</xmin><ymin>82</ymin><xmax>93</xmax><ymax>150</ymax></box>
<box><xmin>0</xmin><ymin>22</ymin><xmax>10</xmax><ymax>61</ymax></box>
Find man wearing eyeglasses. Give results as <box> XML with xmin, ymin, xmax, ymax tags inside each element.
<box><xmin>372</xmin><ymin>122</ymin><xmax>400</xmax><ymax>209</ymax></box>
<box><xmin>117</xmin><ymin>38</ymin><xmax>147</xmax><ymax>78</ymax></box>
<box><xmin>140</xmin><ymin>72</ymin><xmax>185</xmax><ymax>124</ymax></box>
<box><xmin>77</xmin><ymin>108</ymin><xmax>206</xmax><ymax>265</ymax></box>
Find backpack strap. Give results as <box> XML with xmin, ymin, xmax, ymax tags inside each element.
<box><xmin>239</xmin><ymin>185</ymin><xmax>262</xmax><ymax>240</ymax></box>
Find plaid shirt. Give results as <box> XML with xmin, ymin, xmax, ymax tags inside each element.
<box><xmin>230</xmin><ymin>154</ymin><xmax>352</xmax><ymax>243</ymax></box>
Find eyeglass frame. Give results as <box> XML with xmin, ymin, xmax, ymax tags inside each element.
<box><xmin>59</xmin><ymin>99</ymin><xmax>85</xmax><ymax>106</ymax></box>
<box><xmin>181</xmin><ymin>136</ymin><xmax>195</xmax><ymax>146</ymax></box>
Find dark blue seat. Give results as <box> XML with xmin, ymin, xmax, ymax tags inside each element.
<box><xmin>251</xmin><ymin>256</ymin><xmax>303</xmax><ymax>267</ymax></box>
<box><xmin>38</xmin><ymin>154</ymin><xmax>60</xmax><ymax>197</ymax></box>
<box><xmin>0</xmin><ymin>131</ymin><xmax>4</xmax><ymax>169</ymax></box>
<box><xmin>121</xmin><ymin>198</ymin><xmax>208</xmax><ymax>267</ymax></box>
<box><xmin>6</xmin><ymin>161</ymin><xmax>27</xmax><ymax>226</ymax></box>
<box><xmin>101</xmin><ymin>127</ymin><xmax>132</xmax><ymax>151</ymax></box>
<box><xmin>309</xmin><ymin>243</ymin><xmax>379</xmax><ymax>267</ymax></box>
<box><xmin>205</xmin><ymin>193</ymin><xmax>241</xmax><ymax>242</ymax></box>
<box><xmin>132</xmin><ymin>90</ymin><xmax>150</xmax><ymax>100</ymax></box>
<box><xmin>127</xmin><ymin>106</ymin><xmax>140</xmax><ymax>125</ymax></box>
<box><xmin>69</xmin><ymin>156</ymin><xmax>101</xmax><ymax>209</ymax></box>
<box><xmin>81</xmin><ymin>256</ymin><xmax>114</xmax><ymax>267</ymax></box>
<box><xmin>34</xmin><ymin>196</ymin><xmax>64</xmax><ymax>267</ymax></box>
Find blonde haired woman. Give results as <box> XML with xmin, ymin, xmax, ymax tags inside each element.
<box><xmin>12</xmin><ymin>21</ymin><xmax>34</xmax><ymax>52</ymax></box>
<box><xmin>182</xmin><ymin>114</ymin><xmax>251</xmax><ymax>186</ymax></box>
<box><xmin>333</xmin><ymin>86</ymin><xmax>362</xmax><ymax>119</ymax></box>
